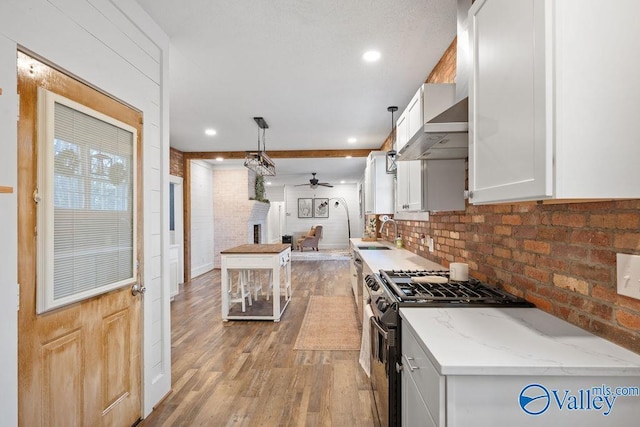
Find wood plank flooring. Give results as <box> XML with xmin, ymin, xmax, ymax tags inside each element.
<box><xmin>140</xmin><ymin>259</ymin><xmax>378</xmax><ymax>426</ymax></box>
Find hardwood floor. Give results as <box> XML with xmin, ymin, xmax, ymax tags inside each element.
<box><xmin>140</xmin><ymin>259</ymin><xmax>378</xmax><ymax>426</ymax></box>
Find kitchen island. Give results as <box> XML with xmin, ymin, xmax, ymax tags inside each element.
<box><xmin>220</xmin><ymin>243</ymin><xmax>291</xmax><ymax>322</ymax></box>
<box><xmin>400</xmin><ymin>307</ymin><xmax>640</xmax><ymax>426</ymax></box>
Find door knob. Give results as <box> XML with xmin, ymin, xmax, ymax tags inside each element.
<box><xmin>131</xmin><ymin>283</ymin><xmax>146</xmax><ymax>296</ymax></box>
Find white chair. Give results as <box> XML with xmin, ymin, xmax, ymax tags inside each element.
<box><xmin>256</xmin><ymin>268</ymin><xmax>289</xmax><ymax>301</ymax></box>
<box><xmin>228</xmin><ymin>270</ymin><xmax>252</xmax><ymax>312</ymax></box>
<box><xmin>245</xmin><ymin>270</ymin><xmax>269</xmax><ymax>301</ymax></box>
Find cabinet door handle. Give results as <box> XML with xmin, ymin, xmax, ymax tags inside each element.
<box><xmin>403</xmin><ymin>354</ymin><xmax>419</xmax><ymax>372</ymax></box>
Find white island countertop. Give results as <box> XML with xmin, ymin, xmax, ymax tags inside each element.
<box><xmin>401</xmin><ymin>307</ymin><xmax>640</xmax><ymax>377</ymax></box>
<box><xmin>350</xmin><ymin>238</ymin><xmax>445</xmax><ymax>272</ymax></box>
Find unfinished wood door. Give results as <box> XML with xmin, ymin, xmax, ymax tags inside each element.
<box><xmin>17</xmin><ymin>52</ymin><xmax>143</xmax><ymax>426</ymax></box>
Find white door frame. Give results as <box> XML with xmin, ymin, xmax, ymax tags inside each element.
<box><xmin>169</xmin><ymin>175</ymin><xmax>184</xmax><ymax>283</ymax></box>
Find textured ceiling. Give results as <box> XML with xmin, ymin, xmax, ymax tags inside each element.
<box><xmin>135</xmin><ymin>0</ymin><xmax>457</xmax><ymax>183</ymax></box>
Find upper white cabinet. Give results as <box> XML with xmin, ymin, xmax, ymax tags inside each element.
<box><xmin>396</xmin><ymin>110</ymin><xmax>424</xmax><ymax>212</ymax></box>
<box><xmin>364</xmin><ymin>151</ymin><xmax>394</xmax><ymax>214</ymax></box>
<box><xmin>396</xmin><ymin>85</ymin><xmax>466</xmax><ymax>212</ymax></box>
<box><xmin>469</xmin><ymin>0</ymin><xmax>640</xmax><ymax>204</ymax></box>
<box><xmin>396</xmin><ymin>161</ymin><xmax>425</xmax><ymax>212</ymax></box>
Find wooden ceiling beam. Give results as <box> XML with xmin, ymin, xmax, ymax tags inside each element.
<box><xmin>182</xmin><ymin>149</ymin><xmax>372</xmax><ymax>160</ymax></box>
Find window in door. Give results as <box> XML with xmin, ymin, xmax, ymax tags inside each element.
<box><xmin>36</xmin><ymin>88</ymin><xmax>138</xmax><ymax>313</ymax></box>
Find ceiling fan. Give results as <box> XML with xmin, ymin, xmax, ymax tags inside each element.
<box><xmin>295</xmin><ymin>172</ymin><xmax>333</xmax><ymax>188</ymax></box>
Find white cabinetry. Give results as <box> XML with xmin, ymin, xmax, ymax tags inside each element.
<box><xmin>396</xmin><ymin>110</ymin><xmax>424</xmax><ymax>212</ymax></box>
<box><xmin>469</xmin><ymin>0</ymin><xmax>640</xmax><ymax>204</ymax></box>
<box><xmin>396</xmin><ymin>85</ymin><xmax>466</xmax><ymax>212</ymax></box>
<box><xmin>364</xmin><ymin>151</ymin><xmax>394</xmax><ymax>214</ymax></box>
<box><xmin>424</xmin><ymin>159</ymin><xmax>466</xmax><ymax>212</ymax></box>
<box><xmin>398</xmin><ymin>160</ymin><xmax>466</xmax><ymax>213</ymax></box>
<box><xmin>401</xmin><ymin>307</ymin><xmax>640</xmax><ymax>426</ymax></box>
<box><xmin>402</xmin><ymin>321</ymin><xmax>445</xmax><ymax>426</ymax></box>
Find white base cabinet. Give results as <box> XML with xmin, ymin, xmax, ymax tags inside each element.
<box><xmin>469</xmin><ymin>0</ymin><xmax>640</xmax><ymax>204</ymax></box>
<box><xmin>401</xmin><ymin>322</ymin><xmax>445</xmax><ymax>426</ymax></box>
<box><xmin>400</xmin><ymin>308</ymin><xmax>640</xmax><ymax>426</ymax></box>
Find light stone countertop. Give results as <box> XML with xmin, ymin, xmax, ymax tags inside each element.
<box><xmin>400</xmin><ymin>307</ymin><xmax>640</xmax><ymax>376</ymax></box>
<box><xmin>351</xmin><ymin>238</ymin><xmax>640</xmax><ymax>376</ymax></box>
<box><xmin>350</xmin><ymin>238</ymin><xmax>445</xmax><ymax>273</ymax></box>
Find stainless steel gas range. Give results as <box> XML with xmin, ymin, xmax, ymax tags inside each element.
<box><xmin>366</xmin><ymin>269</ymin><xmax>534</xmax><ymax>427</ymax></box>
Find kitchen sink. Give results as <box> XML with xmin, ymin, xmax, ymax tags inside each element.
<box><xmin>357</xmin><ymin>245</ymin><xmax>392</xmax><ymax>250</ymax></box>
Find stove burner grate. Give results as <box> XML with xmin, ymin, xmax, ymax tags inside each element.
<box><xmin>379</xmin><ymin>269</ymin><xmax>533</xmax><ymax>305</ymax></box>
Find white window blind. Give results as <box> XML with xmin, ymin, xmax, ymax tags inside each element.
<box><xmin>37</xmin><ymin>89</ymin><xmax>137</xmax><ymax>313</ymax></box>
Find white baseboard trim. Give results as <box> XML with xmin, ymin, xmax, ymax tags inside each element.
<box><xmin>191</xmin><ymin>262</ymin><xmax>214</xmax><ymax>279</ymax></box>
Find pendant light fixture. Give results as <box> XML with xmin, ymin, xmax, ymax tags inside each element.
<box><xmin>386</xmin><ymin>106</ymin><xmax>398</xmax><ymax>173</ymax></box>
<box><xmin>244</xmin><ymin>116</ymin><xmax>276</xmax><ymax>176</ymax></box>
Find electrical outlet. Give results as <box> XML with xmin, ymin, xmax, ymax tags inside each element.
<box><xmin>617</xmin><ymin>253</ymin><xmax>640</xmax><ymax>300</ymax></box>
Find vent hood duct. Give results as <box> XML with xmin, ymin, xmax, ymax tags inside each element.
<box><xmin>397</xmin><ymin>0</ymin><xmax>471</xmax><ymax>161</ymax></box>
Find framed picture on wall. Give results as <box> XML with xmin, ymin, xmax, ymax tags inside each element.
<box><xmin>313</xmin><ymin>198</ymin><xmax>329</xmax><ymax>218</ymax></box>
<box><xmin>298</xmin><ymin>198</ymin><xmax>313</xmax><ymax>218</ymax></box>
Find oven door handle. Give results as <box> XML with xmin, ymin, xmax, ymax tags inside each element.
<box><xmin>370</xmin><ymin>316</ymin><xmax>389</xmax><ymax>341</ymax></box>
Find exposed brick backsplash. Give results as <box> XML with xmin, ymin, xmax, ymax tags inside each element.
<box><xmin>170</xmin><ymin>147</ymin><xmax>184</xmax><ymax>177</ymax></box>
<box><xmin>390</xmin><ymin>199</ymin><xmax>640</xmax><ymax>353</ymax></box>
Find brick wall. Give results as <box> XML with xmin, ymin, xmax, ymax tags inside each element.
<box><xmin>212</xmin><ymin>169</ymin><xmax>269</xmax><ymax>268</ymax></box>
<box><xmin>387</xmin><ymin>36</ymin><xmax>640</xmax><ymax>354</ymax></box>
<box><xmin>170</xmin><ymin>147</ymin><xmax>184</xmax><ymax>177</ymax></box>
<box><xmin>395</xmin><ymin>200</ymin><xmax>640</xmax><ymax>353</ymax></box>
<box><xmin>426</xmin><ymin>37</ymin><xmax>456</xmax><ymax>84</ymax></box>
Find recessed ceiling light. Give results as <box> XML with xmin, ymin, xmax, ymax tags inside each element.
<box><xmin>340</xmin><ymin>180</ymin><xmax>346</xmax><ymax>184</ymax></box>
<box><xmin>345</xmin><ymin>155</ymin><xmax>352</xmax><ymax>159</ymax></box>
<box><xmin>215</xmin><ymin>157</ymin><xmax>224</xmax><ymax>162</ymax></box>
<box><xmin>348</xmin><ymin>137</ymin><xmax>357</xmax><ymax>144</ymax></box>
<box><xmin>265</xmin><ymin>181</ymin><xmax>272</xmax><ymax>186</ymax></box>
<box><xmin>205</xmin><ymin>128</ymin><xmax>217</xmax><ymax>136</ymax></box>
<box><xmin>362</xmin><ymin>50</ymin><xmax>381</xmax><ymax>62</ymax></box>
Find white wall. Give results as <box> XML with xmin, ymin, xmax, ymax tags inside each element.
<box><xmin>265</xmin><ymin>185</ymin><xmax>285</xmax><ymax>243</ymax></box>
<box><xmin>0</xmin><ymin>33</ymin><xmax>18</xmax><ymax>427</ymax></box>
<box><xmin>0</xmin><ymin>0</ymin><xmax>171</xmax><ymax>421</ymax></box>
<box><xmin>190</xmin><ymin>160</ymin><xmax>215</xmax><ymax>277</ymax></box>
<box><xmin>285</xmin><ymin>184</ymin><xmax>362</xmax><ymax>249</ymax></box>
<box><xmin>266</xmin><ymin>201</ymin><xmax>285</xmax><ymax>243</ymax></box>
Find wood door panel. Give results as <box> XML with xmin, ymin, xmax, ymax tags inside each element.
<box><xmin>17</xmin><ymin>51</ymin><xmax>143</xmax><ymax>426</ymax></box>
<box><xmin>103</xmin><ymin>308</ymin><xmax>131</xmax><ymax>412</ymax></box>
<box><xmin>41</xmin><ymin>330</ymin><xmax>84</xmax><ymax>427</ymax></box>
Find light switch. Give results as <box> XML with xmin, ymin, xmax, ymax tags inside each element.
<box><xmin>617</xmin><ymin>253</ymin><xmax>640</xmax><ymax>300</ymax></box>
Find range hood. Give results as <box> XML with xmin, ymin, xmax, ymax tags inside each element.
<box><xmin>397</xmin><ymin>0</ymin><xmax>471</xmax><ymax>161</ymax></box>
<box><xmin>397</xmin><ymin>94</ymin><xmax>468</xmax><ymax>161</ymax></box>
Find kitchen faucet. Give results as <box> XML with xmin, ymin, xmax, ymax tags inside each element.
<box><xmin>379</xmin><ymin>218</ymin><xmax>398</xmax><ymax>240</ymax></box>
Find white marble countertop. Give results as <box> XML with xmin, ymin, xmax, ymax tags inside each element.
<box><xmin>350</xmin><ymin>238</ymin><xmax>445</xmax><ymax>272</ymax></box>
<box><xmin>400</xmin><ymin>307</ymin><xmax>640</xmax><ymax>376</ymax></box>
